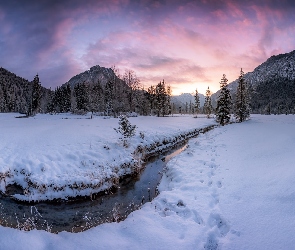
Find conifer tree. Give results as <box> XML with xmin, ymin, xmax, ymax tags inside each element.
<box><xmin>147</xmin><ymin>85</ymin><xmax>156</xmax><ymax>115</ymax></box>
<box><xmin>216</xmin><ymin>74</ymin><xmax>232</xmax><ymax>125</ymax></box>
<box><xmin>63</xmin><ymin>84</ymin><xmax>71</xmax><ymax>112</ymax></box>
<box><xmin>234</xmin><ymin>68</ymin><xmax>251</xmax><ymax>122</ymax></box>
<box><xmin>31</xmin><ymin>74</ymin><xmax>42</xmax><ymax>115</ymax></box>
<box><xmin>165</xmin><ymin>85</ymin><xmax>172</xmax><ymax>115</ymax></box>
<box><xmin>104</xmin><ymin>80</ymin><xmax>114</xmax><ymax>116</ymax></box>
<box><xmin>155</xmin><ymin>80</ymin><xmax>167</xmax><ymax>117</ymax></box>
<box><xmin>194</xmin><ymin>88</ymin><xmax>200</xmax><ymax>117</ymax></box>
<box><xmin>74</xmin><ymin>82</ymin><xmax>88</xmax><ymax>112</ymax></box>
<box><xmin>46</xmin><ymin>88</ymin><xmax>55</xmax><ymax>113</ymax></box>
<box><xmin>204</xmin><ymin>86</ymin><xmax>213</xmax><ymax>118</ymax></box>
<box><xmin>114</xmin><ymin>115</ymin><xmax>137</xmax><ymax>147</ymax></box>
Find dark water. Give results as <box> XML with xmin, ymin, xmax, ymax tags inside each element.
<box><xmin>0</xmin><ymin>144</ymin><xmax>187</xmax><ymax>233</ymax></box>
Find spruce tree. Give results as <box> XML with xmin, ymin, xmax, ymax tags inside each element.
<box><xmin>74</xmin><ymin>82</ymin><xmax>88</xmax><ymax>112</ymax></box>
<box><xmin>204</xmin><ymin>86</ymin><xmax>213</xmax><ymax>118</ymax></box>
<box><xmin>216</xmin><ymin>74</ymin><xmax>232</xmax><ymax>125</ymax></box>
<box><xmin>63</xmin><ymin>84</ymin><xmax>71</xmax><ymax>112</ymax></box>
<box><xmin>194</xmin><ymin>88</ymin><xmax>200</xmax><ymax>117</ymax></box>
<box><xmin>31</xmin><ymin>74</ymin><xmax>42</xmax><ymax>115</ymax></box>
<box><xmin>104</xmin><ymin>80</ymin><xmax>114</xmax><ymax>116</ymax></box>
<box><xmin>234</xmin><ymin>68</ymin><xmax>250</xmax><ymax>122</ymax></box>
<box><xmin>155</xmin><ymin>80</ymin><xmax>167</xmax><ymax>117</ymax></box>
<box><xmin>165</xmin><ymin>85</ymin><xmax>172</xmax><ymax>115</ymax></box>
<box><xmin>114</xmin><ymin>115</ymin><xmax>137</xmax><ymax>147</ymax></box>
<box><xmin>147</xmin><ymin>85</ymin><xmax>156</xmax><ymax>115</ymax></box>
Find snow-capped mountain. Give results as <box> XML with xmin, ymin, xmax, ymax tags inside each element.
<box><xmin>171</xmin><ymin>93</ymin><xmax>205</xmax><ymax>109</ymax></box>
<box><xmin>212</xmin><ymin>50</ymin><xmax>295</xmax><ymax>113</ymax></box>
<box><xmin>229</xmin><ymin>50</ymin><xmax>295</xmax><ymax>92</ymax></box>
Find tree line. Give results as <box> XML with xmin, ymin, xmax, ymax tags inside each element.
<box><xmin>3</xmin><ymin>66</ymin><xmax>287</xmax><ymax>121</ymax></box>
<box><xmin>202</xmin><ymin>68</ymin><xmax>251</xmax><ymax>125</ymax></box>
<box><xmin>0</xmin><ymin>67</ymin><xmax>175</xmax><ymax>117</ymax></box>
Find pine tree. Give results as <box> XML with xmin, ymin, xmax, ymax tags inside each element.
<box><xmin>234</xmin><ymin>68</ymin><xmax>250</xmax><ymax>122</ymax></box>
<box><xmin>194</xmin><ymin>88</ymin><xmax>200</xmax><ymax>117</ymax></box>
<box><xmin>46</xmin><ymin>88</ymin><xmax>55</xmax><ymax>113</ymax></box>
<box><xmin>216</xmin><ymin>74</ymin><xmax>232</xmax><ymax>125</ymax></box>
<box><xmin>189</xmin><ymin>100</ymin><xmax>193</xmax><ymax>114</ymax></box>
<box><xmin>31</xmin><ymin>74</ymin><xmax>42</xmax><ymax>115</ymax></box>
<box><xmin>104</xmin><ymin>80</ymin><xmax>114</xmax><ymax>116</ymax></box>
<box><xmin>63</xmin><ymin>84</ymin><xmax>71</xmax><ymax>112</ymax></box>
<box><xmin>114</xmin><ymin>115</ymin><xmax>137</xmax><ymax>147</ymax></box>
<box><xmin>204</xmin><ymin>86</ymin><xmax>213</xmax><ymax>118</ymax></box>
<box><xmin>155</xmin><ymin>80</ymin><xmax>167</xmax><ymax>117</ymax></box>
<box><xmin>147</xmin><ymin>85</ymin><xmax>156</xmax><ymax>115</ymax></box>
<box><xmin>74</xmin><ymin>82</ymin><xmax>88</xmax><ymax>112</ymax></box>
<box><xmin>165</xmin><ymin>85</ymin><xmax>172</xmax><ymax>115</ymax></box>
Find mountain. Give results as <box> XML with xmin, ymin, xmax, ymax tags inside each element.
<box><xmin>212</xmin><ymin>50</ymin><xmax>295</xmax><ymax>114</ymax></box>
<box><xmin>63</xmin><ymin>65</ymin><xmax>122</xmax><ymax>88</ymax></box>
<box><xmin>171</xmin><ymin>93</ymin><xmax>205</xmax><ymax>112</ymax></box>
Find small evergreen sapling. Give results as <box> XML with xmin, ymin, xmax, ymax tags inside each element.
<box><xmin>114</xmin><ymin>115</ymin><xmax>137</xmax><ymax>146</ymax></box>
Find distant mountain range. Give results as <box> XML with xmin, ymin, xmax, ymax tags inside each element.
<box><xmin>171</xmin><ymin>93</ymin><xmax>205</xmax><ymax>111</ymax></box>
<box><xmin>212</xmin><ymin>50</ymin><xmax>295</xmax><ymax>114</ymax></box>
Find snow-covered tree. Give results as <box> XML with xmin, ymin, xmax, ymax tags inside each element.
<box><xmin>165</xmin><ymin>85</ymin><xmax>172</xmax><ymax>115</ymax></box>
<box><xmin>114</xmin><ymin>115</ymin><xmax>137</xmax><ymax>147</ymax></box>
<box><xmin>204</xmin><ymin>86</ymin><xmax>213</xmax><ymax>118</ymax></box>
<box><xmin>31</xmin><ymin>74</ymin><xmax>42</xmax><ymax>115</ymax></box>
<box><xmin>155</xmin><ymin>80</ymin><xmax>168</xmax><ymax>117</ymax></box>
<box><xmin>74</xmin><ymin>82</ymin><xmax>88</xmax><ymax>112</ymax></box>
<box><xmin>104</xmin><ymin>80</ymin><xmax>114</xmax><ymax>116</ymax></box>
<box><xmin>216</xmin><ymin>74</ymin><xmax>232</xmax><ymax>125</ymax></box>
<box><xmin>147</xmin><ymin>85</ymin><xmax>156</xmax><ymax>114</ymax></box>
<box><xmin>88</xmin><ymin>81</ymin><xmax>104</xmax><ymax>113</ymax></box>
<box><xmin>194</xmin><ymin>88</ymin><xmax>200</xmax><ymax>117</ymax></box>
<box><xmin>234</xmin><ymin>68</ymin><xmax>251</xmax><ymax>122</ymax></box>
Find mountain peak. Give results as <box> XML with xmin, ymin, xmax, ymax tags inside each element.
<box><xmin>64</xmin><ymin>65</ymin><xmax>117</xmax><ymax>88</ymax></box>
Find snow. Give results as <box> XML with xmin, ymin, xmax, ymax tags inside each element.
<box><xmin>1</xmin><ymin>114</ymin><xmax>295</xmax><ymax>249</ymax></box>
<box><xmin>0</xmin><ymin>113</ymin><xmax>215</xmax><ymax>201</ymax></box>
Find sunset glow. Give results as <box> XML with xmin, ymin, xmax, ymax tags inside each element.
<box><xmin>0</xmin><ymin>0</ymin><xmax>294</xmax><ymax>94</ymax></box>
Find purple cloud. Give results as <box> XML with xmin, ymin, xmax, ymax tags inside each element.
<box><xmin>0</xmin><ymin>0</ymin><xmax>294</xmax><ymax>94</ymax></box>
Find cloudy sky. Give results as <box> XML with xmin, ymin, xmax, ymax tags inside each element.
<box><xmin>0</xmin><ymin>0</ymin><xmax>294</xmax><ymax>95</ymax></box>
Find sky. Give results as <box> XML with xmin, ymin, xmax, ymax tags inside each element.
<box><xmin>0</xmin><ymin>0</ymin><xmax>294</xmax><ymax>95</ymax></box>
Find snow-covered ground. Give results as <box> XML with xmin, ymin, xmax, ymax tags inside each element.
<box><xmin>0</xmin><ymin>113</ymin><xmax>215</xmax><ymax>201</ymax></box>
<box><xmin>1</xmin><ymin>114</ymin><xmax>295</xmax><ymax>249</ymax></box>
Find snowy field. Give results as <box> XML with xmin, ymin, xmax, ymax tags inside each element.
<box><xmin>0</xmin><ymin>113</ymin><xmax>215</xmax><ymax>201</ymax></box>
<box><xmin>1</xmin><ymin>114</ymin><xmax>295</xmax><ymax>249</ymax></box>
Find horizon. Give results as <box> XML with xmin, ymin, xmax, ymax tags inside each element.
<box><xmin>0</xmin><ymin>0</ymin><xmax>294</xmax><ymax>95</ymax></box>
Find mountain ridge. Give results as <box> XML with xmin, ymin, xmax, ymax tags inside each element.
<box><xmin>212</xmin><ymin>49</ymin><xmax>295</xmax><ymax>113</ymax></box>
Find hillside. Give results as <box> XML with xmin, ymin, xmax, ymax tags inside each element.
<box><xmin>212</xmin><ymin>50</ymin><xmax>295</xmax><ymax>114</ymax></box>
<box><xmin>0</xmin><ymin>67</ymin><xmax>50</xmax><ymax>114</ymax></box>
<box><xmin>63</xmin><ymin>65</ymin><xmax>123</xmax><ymax>88</ymax></box>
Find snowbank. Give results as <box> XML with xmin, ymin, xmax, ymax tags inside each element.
<box><xmin>0</xmin><ymin>113</ymin><xmax>216</xmax><ymax>202</ymax></box>
<box><xmin>1</xmin><ymin>114</ymin><xmax>294</xmax><ymax>249</ymax></box>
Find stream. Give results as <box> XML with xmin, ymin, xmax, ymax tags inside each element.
<box><xmin>0</xmin><ymin>144</ymin><xmax>188</xmax><ymax>233</ymax></box>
